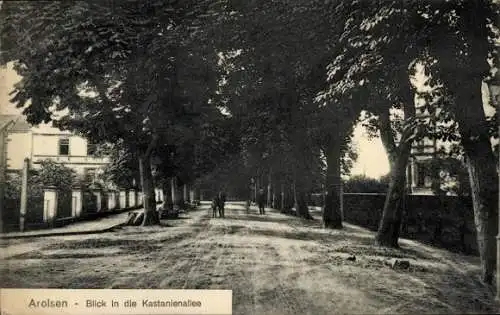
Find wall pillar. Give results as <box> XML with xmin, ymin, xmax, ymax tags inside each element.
<box><xmin>189</xmin><ymin>188</ymin><xmax>195</xmax><ymax>203</ymax></box>
<box><xmin>119</xmin><ymin>190</ymin><xmax>128</xmax><ymax>209</ymax></box>
<box><xmin>43</xmin><ymin>186</ymin><xmax>58</xmax><ymax>225</ymax></box>
<box><xmin>128</xmin><ymin>189</ymin><xmax>136</xmax><ymax>208</ymax></box>
<box><xmin>183</xmin><ymin>184</ymin><xmax>189</xmax><ymax>203</ymax></box>
<box><xmin>71</xmin><ymin>187</ymin><xmax>83</xmax><ymax>218</ymax></box>
<box><xmin>19</xmin><ymin>157</ymin><xmax>30</xmax><ymax>232</ymax></box>
<box><xmin>107</xmin><ymin>191</ymin><xmax>116</xmax><ymax>210</ymax></box>
<box><xmin>411</xmin><ymin>160</ymin><xmax>418</xmax><ymax>188</ymax></box>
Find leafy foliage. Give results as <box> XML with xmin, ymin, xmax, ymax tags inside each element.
<box><xmin>428</xmin><ymin>145</ymin><xmax>471</xmax><ymax>197</ymax></box>
<box><xmin>344</xmin><ymin>175</ymin><xmax>390</xmax><ymax>193</ymax></box>
<box><xmin>100</xmin><ymin>141</ymin><xmax>141</xmax><ymax>189</ymax></box>
<box><xmin>34</xmin><ymin>160</ymin><xmax>76</xmax><ymax>190</ymax></box>
<box><xmin>5</xmin><ymin>160</ymin><xmax>76</xmax><ymax>199</ymax></box>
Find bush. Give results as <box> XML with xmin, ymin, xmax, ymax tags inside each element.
<box><xmin>343</xmin><ymin>175</ymin><xmax>389</xmax><ymax>193</ymax></box>
<box><xmin>5</xmin><ymin>172</ymin><xmax>23</xmax><ymax>199</ymax></box>
<box><xmin>428</xmin><ymin>157</ymin><xmax>470</xmax><ymax>197</ymax></box>
<box><xmin>5</xmin><ymin>171</ymin><xmax>43</xmax><ymax>199</ymax></box>
<box><xmin>5</xmin><ymin>160</ymin><xmax>77</xmax><ymax>199</ymax></box>
<box><xmin>35</xmin><ymin>160</ymin><xmax>76</xmax><ymax>190</ymax></box>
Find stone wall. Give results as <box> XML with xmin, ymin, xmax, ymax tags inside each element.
<box><xmin>341</xmin><ymin>193</ymin><xmax>478</xmax><ymax>255</ymax></box>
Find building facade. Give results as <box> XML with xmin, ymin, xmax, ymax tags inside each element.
<box><xmin>0</xmin><ymin>115</ymin><xmax>109</xmax><ymax>181</ymax></box>
<box><xmin>407</xmin><ymin>136</ymin><xmax>439</xmax><ymax>195</ymax></box>
<box><xmin>406</xmin><ymin>78</ymin><xmax>498</xmax><ymax>195</ymax></box>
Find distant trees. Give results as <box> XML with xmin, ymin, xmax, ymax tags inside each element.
<box><xmin>344</xmin><ymin>175</ymin><xmax>390</xmax><ymax>194</ymax></box>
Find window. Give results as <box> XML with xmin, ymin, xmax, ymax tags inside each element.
<box><xmin>58</xmin><ymin>138</ymin><xmax>69</xmax><ymax>156</ymax></box>
<box><xmin>416</xmin><ymin>163</ymin><xmax>426</xmax><ymax>187</ymax></box>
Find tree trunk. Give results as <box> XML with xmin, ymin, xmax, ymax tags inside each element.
<box><xmin>454</xmin><ymin>78</ymin><xmax>498</xmax><ymax>284</ymax></box>
<box><xmin>267</xmin><ymin>171</ymin><xmax>272</xmax><ymax>207</ymax></box>
<box><xmin>280</xmin><ymin>183</ymin><xmax>285</xmax><ymax>212</ymax></box>
<box><xmin>292</xmin><ymin>172</ymin><xmax>312</xmax><ymax>219</ymax></box>
<box><xmin>464</xmin><ymin>130</ymin><xmax>498</xmax><ymax>285</ymax></box>
<box><xmin>272</xmin><ymin>183</ymin><xmax>277</xmax><ymax>208</ymax></box>
<box><xmin>375</xmin><ymin>105</ymin><xmax>414</xmax><ymax>247</ymax></box>
<box><xmin>171</xmin><ymin>177</ymin><xmax>177</xmax><ymax>206</ymax></box>
<box><xmin>194</xmin><ymin>184</ymin><xmax>200</xmax><ymax>201</ymax></box>
<box><xmin>434</xmin><ymin>3</ymin><xmax>498</xmax><ymax>284</ymax></box>
<box><xmin>323</xmin><ymin>141</ymin><xmax>343</xmax><ymax>229</ymax></box>
<box><xmin>189</xmin><ymin>186</ymin><xmax>195</xmax><ymax>203</ymax></box>
<box><xmin>139</xmin><ymin>155</ymin><xmax>159</xmax><ymax>226</ymax></box>
<box><xmin>375</xmin><ymin>154</ymin><xmax>410</xmax><ymax>247</ymax></box>
<box><xmin>249</xmin><ymin>179</ymin><xmax>254</xmax><ymax>204</ymax></box>
<box><xmin>295</xmin><ymin>187</ymin><xmax>312</xmax><ymax>219</ymax></box>
<box><xmin>282</xmin><ymin>182</ymin><xmax>294</xmax><ymax>213</ymax></box>
<box><xmin>292</xmin><ymin>180</ymin><xmax>297</xmax><ymax>210</ymax></box>
<box><xmin>253</xmin><ymin>181</ymin><xmax>257</xmax><ymax>203</ymax></box>
<box><xmin>163</xmin><ymin>179</ymin><xmax>173</xmax><ymax>210</ymax></box>
<box><xmin>183</xmin><ymin>184</ymin><xmax>189</xmax><ymax>203</ymax></box>
<box><xmin>177</xmin><ymin>181</ymin><xmax>184</xmax><ymax>209</ymax></box>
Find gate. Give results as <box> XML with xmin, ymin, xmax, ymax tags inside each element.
<box><xmin>83</xmin><ymin>191</ymin><xmax>97</xmax><ymax>214</ymax></box>
<box><xmin>57</xmin><ymin>190</ymin><xmax>72</xmax><ymax>218</ymax></box>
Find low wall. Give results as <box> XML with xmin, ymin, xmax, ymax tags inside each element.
<box><xmin>341</xmin><ymin>193</ymin><xmax>477</xmax><ymax>255</ymax></box>
<box><xmin>2</xmin><ymin>197</ymin><xmax>44</xmax><ymax>232</ymax></box>
<box><xmin>2</xmin><ymin>190</ymin><xmax>143</xmax><ymax>232</ymax></box>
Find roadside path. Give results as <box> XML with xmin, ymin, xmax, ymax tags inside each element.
<box><xmin>0</xmin><ymin>210</ymin><xmax>133</xmax><ymax>240</ymax></box>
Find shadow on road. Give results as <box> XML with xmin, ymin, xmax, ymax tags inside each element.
<box><xmin>228</xmin><ymin>215</ymin><xmax>294</xmax><ymax>224</ymax></box>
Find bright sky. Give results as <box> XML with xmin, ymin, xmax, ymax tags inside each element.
<box><xmin>349</xmin><ymin>126</ymin><xmax>390</xmax><ymax>178</ymax></box>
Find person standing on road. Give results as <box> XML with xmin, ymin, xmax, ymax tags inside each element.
<box><xmin>211</xmin><ymin>194</ymin><xmax>219</xmax><ymax>218</ymax></box>
<box><xmin>245</xmin><ymin>199</ymin><xmax>251</xmax><ymax>214</ymax></box>
<box><xmin>257</xmin><ymin>188</ymin><xmax>266</xmax><ymax>215</ymax></box>
<box><xmin>218</xmin><ymin>190</ymin><xmax>226</xmax><ymax>218</ymax></box>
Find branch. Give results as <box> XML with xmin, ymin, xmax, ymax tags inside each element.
<box><xmin>378</xmin><ymin>109</ymin><xmax>398</xmax><ymax>163</ymax></box>
<box><xmin>397</xmin><ymin>79</ymin><xmax>418</xmax><ymax>149</ymax></box>
<box><xmin>88</xmin><ymin>74</ymin><xmax>130</xmax><ymax>139</ymax></box>
<box><xmin>399</xmin><ymin>117</ymin><xmax>420</xmax><ymax>146</ymax></box>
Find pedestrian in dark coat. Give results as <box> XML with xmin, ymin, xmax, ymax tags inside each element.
<box><xmin>218</xmin><ymin>191</ymin><xmax>226</xmax><ymax>218</ymax></box>
<box><xmin>211</xmin><ymin>195</ymin><xmax>219</xmax><ymax>218</ymax></box>
<box><xmin>257</xmin><ymin>188</ymin><xmax>266</xmax><ymax>215</ymax></box>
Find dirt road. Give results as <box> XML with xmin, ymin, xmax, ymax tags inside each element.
<box><xmin>1</xmin><ymin>203</ymin><xmax>498</xmax><ymax>314</ymax></box>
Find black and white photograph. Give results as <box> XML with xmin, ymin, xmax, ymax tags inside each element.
<box><xmin>1</xmin><ymin>0</ymin><xmax>500</xmax><ymax>314</ymax></box>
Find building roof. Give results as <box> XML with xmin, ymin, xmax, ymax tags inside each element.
<box><xmin>0</xmin><ymin>115</ymin><xmax>32</xmax><ymax>132</ymax></box>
